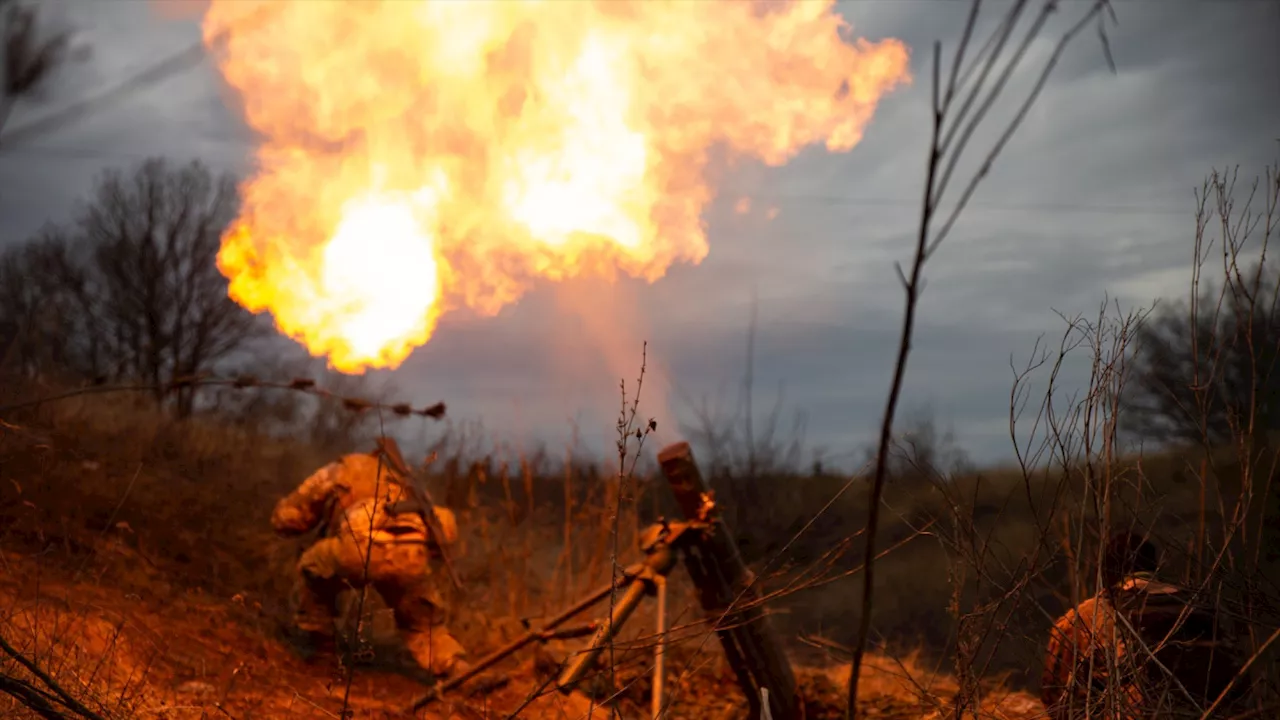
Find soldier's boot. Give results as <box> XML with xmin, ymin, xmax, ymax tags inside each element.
<box><xmin>291</xmin><ymin>588</ymin><xmax>341</xmax><ymax>665</ymax></box>
<box><xmin>404</xmin><ymin>648</ymin><xmax>508</xmax><ymax>696</ymax></box>
<box><xmin>285</xmin><ymin>624</ymin><xmax>339</xmax><ymax>664</ymax></box>
<box><xmin>291</xmin><ymin>556</ymin><xmax>346</xmax><ymax>665</ymax></box>
<box><xmin>403</xmin><ymin>625</ymin><xmax>468</xmax><ymax>681</ymax></box>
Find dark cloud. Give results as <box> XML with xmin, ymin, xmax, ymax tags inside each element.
<box><xmin>1</xmin><ymin>1</ymin><xmax>1276</xmax><ymax>467</ymax></box>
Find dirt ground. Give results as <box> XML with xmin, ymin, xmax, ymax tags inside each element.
<box><xmin>0</xmin><ymin>547</ymin><xmax>1049</xmax><ymax>720</ymax></box>
<box><xmin>0</xmin><ymin>396</ymin><xmax>1053</xmax><ymax>719</ymax></box>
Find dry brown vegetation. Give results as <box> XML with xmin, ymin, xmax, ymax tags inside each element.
<box><xmin>1</xmin><ymin>305</ymin><xmax>1277</xmax><ymax>719</ymax></box>
<box><xmin>8</xmin><ymin>162</ymin><xmax>1278</xmax><ymax>720</ymax></box>
<box><xmin>2</xmin><ymin>155</ymin><xmax>1278</xmax><ymax>720</ymax></box>
<box><xmin>3</xmin><ymin>2</ymin><xmax>1279</xmax><ymax>718</ymax></box>
<box><xmin>0</xmin><ymin>381</ymin><xmax>1048</xmax><ymax>719</ymax></box>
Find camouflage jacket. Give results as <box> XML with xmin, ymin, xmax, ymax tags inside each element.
<box><xmin>1042</xmin><ymin>584</ymin><xmax>1138</xmax><ymax>717</ymax></box>
<box><xmin>1042</xmin><ymin>573</ymin><xmax>1246</xmax><ymax>716</ymax></box>
<box><xmin>1110</xmin><ymin>574</ymin><xmax>1247</xmax><ymax>708</ymax></box>
<box><xmin>271</xmin><ymin>453</ymin><xmax>457</xmax><ymax>548</ymax></box>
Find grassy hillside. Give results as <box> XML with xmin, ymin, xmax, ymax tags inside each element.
<box><xmin>1</xmin><ymin>378</ymin><xmax>1276</xmax><ymax>717</ymax></box>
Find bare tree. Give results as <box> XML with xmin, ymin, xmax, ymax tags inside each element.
<box><xmin>862</xmin><ymin>407</ymin><xmax>974</xmax><ymax>487</ymax></box>
<box><xmin>1126</xmin><ymin>269</ymin><xmax>1280</xmax><ymax>446</ymax></box>
<box><xmin>0</xmin><ymin>157</ymin><xmax>267</xmax><ymax>416</ymax></box>
<box><xmin>1124</xmin><ymin>163</ymin><xmax>1280</xmax><ymax>448</ymax></box>
<box><xmin>0</xmin><ymin>227</ymin><xmax>99</xmax><ymax>377</ymax></box>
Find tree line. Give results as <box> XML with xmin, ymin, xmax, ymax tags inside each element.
<box><xmin>1</xmin><ymin>0</ymin><xmax>1275</xmax><ymax>448</ymax></box>
<box><xmin>2</xmin><ymin>153</ymin><xmax>1277</xmax><ymax>444</ymax></box>
<box><xmin>1125</xmin><ymin>164</ymin><xmax>1280</xmax><ymax>450</ymax></box>
<box><xmin>2</xmin><ymin>0</ymin><xmax>1276</xmax><ymax>452</ymax></box>
<box><xmin>1</xmin><ymin>158</ymin><xmax>265</xmax><ymax>416</ymax></box>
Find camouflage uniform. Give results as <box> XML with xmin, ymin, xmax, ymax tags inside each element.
<box><xmin>1041</xmin><ymin>572</ymin><xmax>1247</xmax><ymax>720</ymax></box>
<box><xmin>272</xmin><ymin>452</ymin><xmax>466</xmax><ymax>676</ymax></box>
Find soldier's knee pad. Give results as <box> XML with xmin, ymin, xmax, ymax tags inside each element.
<box><xmin>298</xmin><ymin>541</ymin><xmax>343</xmax><ymax>582</ymax></box>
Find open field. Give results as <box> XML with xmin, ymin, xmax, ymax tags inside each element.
<box><xmin>2</xmin><ymin>376</ymin><xmax>1275</xmax><ymax>718</ymax></box>
<box><xmin>0</xmin><ymin>383</ymin><xmax>1039</xmax><ymax>719</ymax></box>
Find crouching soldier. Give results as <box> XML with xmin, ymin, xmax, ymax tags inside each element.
<box><xmin>271</xmin><ymin>448</ymin><xmax>467</xmax><ymax>679</ymax></box>
<box><xmin>1041</xmin><ymin>532</ymin><xmax>1248</xmax><ymax>719</ymax></box>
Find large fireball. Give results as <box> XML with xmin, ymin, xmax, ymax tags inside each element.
<box><xmin>202</xmin><ymin>0</ymin><xmax>910</xmax><ymax>373</ymax></box>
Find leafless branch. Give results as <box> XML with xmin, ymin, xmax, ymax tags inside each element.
<box><xmin>847</xmin><ymin>1</ymin><xmax>1116</xmax><ymax>716</ymax></box>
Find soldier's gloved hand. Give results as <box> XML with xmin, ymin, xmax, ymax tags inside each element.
<box><xmin>271</xmin><ymin>504</ymin><xmax>312</xmax><ymax>537</ymax></box>
<box><xmin>432</xmin><ymin>506</ymin><xmax>458</xmax><ymax>545</ymax></box>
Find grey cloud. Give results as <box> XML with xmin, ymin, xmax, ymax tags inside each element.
<box><xmin>1</xmin><ymin>1</ymin><xmax>244</xmax><ymax>242</ymax></box>
<box><xmin>1</xmin><ymin>1</ymin><xmax>1276</xmax><ymax>468</ymax></box>
<box><xmin>654</xmin><ymin>308</ymin><xmax>1068</xmax><ymax>465</ymax></box>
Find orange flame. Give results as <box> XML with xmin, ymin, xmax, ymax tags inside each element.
<box><xmin>202</xmin><ymin>0</ymin><xmax>910</xmax><ymax>373</ymax></box>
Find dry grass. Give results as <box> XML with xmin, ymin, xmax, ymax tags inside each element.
<box><xmin>3</xmin><ymin>334</ymin><xmax>1278</xmax><ymax>720</ymax></box>
<box><xmin>5</xmin><ymin>159</ymin><xmax>1279</xmax><ymax>715</ymax></box>
<box><xmin>0</xmin><ymin>378</ymin><xmax>1061</xmax><ymax>719</ymax></box>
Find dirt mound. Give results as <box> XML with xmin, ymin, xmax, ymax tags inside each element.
<box><xmin>0</xmin><ymin>553</ymin><xmax>1048</xmax><ymax>719</ymax></box>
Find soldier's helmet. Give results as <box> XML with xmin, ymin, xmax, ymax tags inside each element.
<box><xmin>1101</xmin><ymin>531</ymin><xmax>1159</xmax><ymax>589</ymax></box>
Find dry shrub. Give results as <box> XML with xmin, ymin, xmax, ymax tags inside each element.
<box><xmin>1</xmin><ymin>385</ymin><xmax>327</xmax><ymax>619</ymax></box>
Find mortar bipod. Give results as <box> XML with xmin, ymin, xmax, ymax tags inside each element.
<box><xmin>554</xmin><ymin>517</ymin><xmax>707</xmax><ymax>715</ymax></box>
<box><xmin>406</xmin><ymin>518</ymin><xmax>709</xmax><ymax>716</ymax></box>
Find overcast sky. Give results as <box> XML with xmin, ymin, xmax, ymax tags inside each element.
<box><xmin>1</xmin><ymin>1</ymin><xmax>1277</xmax><ymax>469</ymax></box>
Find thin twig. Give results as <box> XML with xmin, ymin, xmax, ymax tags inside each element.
<box><xmin>846</xmin><ymin>1</ymin><xmax>1114</xmax><ymax>716</ymax></box>
<box><xmin>0</xmin><ymin>632</ymin><xmax>107</xmax><ymax>720</ymax></box>
<box><xmin>846</xmin><ymin>37</ymin><xmax>945</xmax><ymax>719</ymax></box>
<box><xmin>0</xmin><ymin>375</ymin><xmax>446</xmax><ymax>421</ymax></box>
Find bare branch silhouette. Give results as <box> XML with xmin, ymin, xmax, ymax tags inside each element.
<box><xmin>847</xmin><ymin>1</ymin><xmax>1117</xmax><ymax>717</ymax></box>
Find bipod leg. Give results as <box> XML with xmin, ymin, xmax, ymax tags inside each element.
<box><xmin>408</xmin><ymin>566</ymin><xmax>641</xmax><ymax>713</ymax></box>
<box><xmin>556</xmin><ymin>574</ymin><xmax>649</xmax><ymax>692</ymax></box>
<box><xmin>652</xmin><ymin>575</ymin><xmax>668</xmax><ymax>720</ymax></box>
